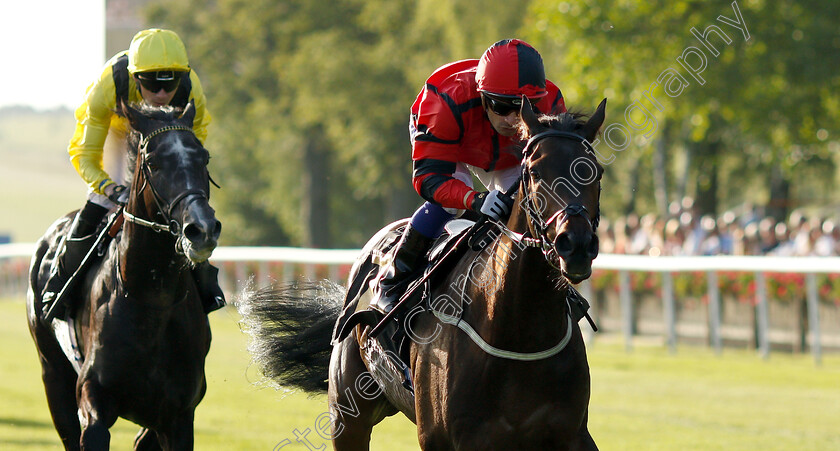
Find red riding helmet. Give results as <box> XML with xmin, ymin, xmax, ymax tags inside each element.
<box><xmin>476</xmin><ymin>39</ymin><xmax>547</xmax><ymax>99</ymax></box>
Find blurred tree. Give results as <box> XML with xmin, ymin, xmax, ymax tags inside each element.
<box><xmin>144</xmin><ymin>0</ymin><xmax>839</xmax><ymax>247</ymax></box>
<box><xmin>148</xmin><ymin>0</ymin><xmax>401</xmax><ymax>247</ymax></box>
<box><xmin>528</xmin><ymin>0</ymin><xmax>840</xmax><ymax>220</ymax></box>
<box><xmin>147</xmin><ymin>0</ymin><xmax>530</xmax><ymax>247</ymax></box>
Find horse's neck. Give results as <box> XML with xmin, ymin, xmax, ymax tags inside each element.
<box><xmin>487</xmin><ymin>235</ymin><xmax>569</xmax><ymax>315</ymax></box>
<box><xmin>118</xmin><ymin>218</ymin><xmax>185</xmax><ymax>301</ymax></box>
<box><xmin>465</xmin><ymin>209</ymin><xmax>571</xmax><ymax>346</ymax></box>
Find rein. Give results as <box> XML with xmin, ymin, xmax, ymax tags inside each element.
<box><xmin>123</xmin><ymin>210</ymin><xmax>171</xmax><ymax>233</ymax></box>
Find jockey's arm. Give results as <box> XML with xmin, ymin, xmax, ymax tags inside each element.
<box><xmin>412</xmin><ymin>156</ymin><xmax>477</xmax><ymax>211</ymax></box>
<box><xmin>188</xmin><ymin>71</ymin><xmax>211</xmax><ymax>145</ymax></box>
<box><xmin>68</xmin><ymin>69</ymin><xmax>119</xmax><ymax>195</ymax></box>
<box><xmin>410</xmin><ymin>93</ymin><xmax>477</xmax><ymax>211</ymax></box>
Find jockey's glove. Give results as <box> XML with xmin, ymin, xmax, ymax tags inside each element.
<box><xmin>105</xmin><ymin>184</ymin><xmax>129</xmax><ymax>206</ymax></box>
<box><xmin>471</xmin><ymin>189</ymin><xmax>513</xmax><ymax>221</ymax></box>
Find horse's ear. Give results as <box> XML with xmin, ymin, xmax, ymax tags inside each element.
<box><xmin>520</xmin><ymin>95</ymin><xmax>542</xmax><ymax>135</ymax></box>
<box><xmin>582</xmin><ymin>98</ymin><xmax>607</xmax><ymax>142</ymax></box>
<box><xmin>119</xmin><ymin>100</ymin><xmax>146</xmax><ymax>130</ymax></box>
<box><xmin>178</xmin><ymin>100</ymin><xmax>196</xmax><ymax>128</ymax></box>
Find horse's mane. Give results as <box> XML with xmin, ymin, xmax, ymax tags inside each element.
<box><xmin>123</xmin><ymin>103</ymin><xmax>187</xmax><ymax>186</ymax></box>
<box><xmin>517</xmin><ymin>110</ymin><xmax>590</xmax><ymax>141</ymax></box>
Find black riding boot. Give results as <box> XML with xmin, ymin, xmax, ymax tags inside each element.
<box><xmin>42</xmin><ymin>202</ymin><xmax>108</xmax><ymax>319</ymax></box>
<box><xmin>370</xmin><ymin>224</ymin><xmax>434</xmax><ymax>313</ymax></box>
<box><xmin>192</xmin><ymin>261</ymin><xmax>226</xmax><ymax>313</ymax></box>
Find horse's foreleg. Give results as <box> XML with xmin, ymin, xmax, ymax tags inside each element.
<box><xmin>573</xmin><ymin>409</ymin><xmax>599</xmax><ymax>451</ymax></box>
<box><xmin>41</xmin><ymin>361</ymin><xmax>83</xmax><ymax>449</ymax></box>
<box><xmin>153</xmin><ymin>413</ymin><xmax>195</xmax><ymax>451</ymax></box>
<box><xmin>78</xmin><ymin>378</ymin><xmax>118</xmax><ymax>450</ymax></box>
<box><xmin>134</xmin><ymin>428</ymin><xmax>162</xmax><ymax>451</ymax></box>
<box><xmin>570</xmin><ymin>427</ymin><xmax>598</xmax><ymax>451</ymax></box>
<box><xmin>577</xmin><ymin>429</ymin><xmax>599</xmax><ymax>451</ymax></box>
<box><xmin>328</xmin><ymin>337</ymin><xmax>398</xmax><ymax>451</ymax></box>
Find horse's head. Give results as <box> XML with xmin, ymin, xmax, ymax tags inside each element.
<box><xmin>121</xmin><ymin>101</ymin><xmax>222</xmax><ymax>263</ymax></box>
<box><xmin>515</xmin><ymin>98</ymin><xmax>606</xmax><ymax>283</ymax></box>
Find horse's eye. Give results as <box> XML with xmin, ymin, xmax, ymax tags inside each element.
<box><xmin>145</xmin><ymin>157</ymin><xmax>160</xmax><ymax>172</ymax></box>
<box><xmin>529</xmin><ymin>169</ymin><xmax>541</xmax><ymax>181</ymax></box>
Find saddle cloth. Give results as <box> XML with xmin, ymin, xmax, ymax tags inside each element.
<box><xmin>331</xmin><ymin>219</ymin><xmax>475</xmax><ymax>345</ymax></box>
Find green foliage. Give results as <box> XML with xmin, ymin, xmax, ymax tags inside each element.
<box><xmin>136</xmin><ymin>0</ymin><xmax>839</xmax><ymax>245</ymax></box>
<box><xmin>527</xmin><ymin>0</ymin><xmax>840</xmax><ymax>217</ymax></box>
<box><xmin>145</xmin><ymin>0</ymin><xmax>532</xmax><ymax>247</ymax></box>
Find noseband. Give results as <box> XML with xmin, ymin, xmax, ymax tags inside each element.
<box><xmin>123</xmin><ymin>125</ymin><xmax>209</xmax><ymax>237</ymax></box>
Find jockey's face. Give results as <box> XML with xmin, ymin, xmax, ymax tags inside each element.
<box><xmin>486</xmin><ymin>106</ymin><xmax>520</xmax><ymax>137</ymax></box>
<box><xmin>138</xmin><ymin>82</ymin><xmax>179</xmax><ymax>107</ymax></box>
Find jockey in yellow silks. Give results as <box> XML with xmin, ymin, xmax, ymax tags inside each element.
<box><xmin>69</xmin><ymin>28</ymin><xmax>210</xmax><ymax>198</ymax></box>
<box><xmin>43</xmin><ymin>29</ymin><xmax>225</xmax><ymax>318</ymax></box>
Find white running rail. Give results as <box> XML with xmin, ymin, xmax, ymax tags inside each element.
<box><xmin>3</xmin><ymin>244</ymin><xmax>838</xmax><ymax>363</ymax></box>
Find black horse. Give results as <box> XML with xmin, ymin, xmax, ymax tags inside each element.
<box><xmin>239</xmin><ymin>99</ymin><xmax>605</xmax><ymax>450</ymax></box>
<box><xmin>27</xmin><ymin>102</ymin><xmax>221</xmax><ymax>450</ymax></box>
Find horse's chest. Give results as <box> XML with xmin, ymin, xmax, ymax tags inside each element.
<box><xmin>91</xmin><ymin>344</ymin><xmax>203</xmax><ymax>389</ymax></box>
<box><xmin>419</xmin><ymin>355</ymin><xmax>589</xmax><ymax>445</ymax></box>
<box><xmin>90</xmin><ymin>355</ymin><xmax>204</xmax><ymax>425</ymax></box>
<box><xmin>460</xmin><ymin>405</ymin><xmax>580</xmax><ymax>450</ymax></box>
<box><xmin>84</xmin><ymin>317</ymin><xmax>207</xmax><ymax>413</ymax></box>
<box><xmin>445</xmin><ymin>402</ymin><xmax>581</xmax><ymax>449</ymax></box>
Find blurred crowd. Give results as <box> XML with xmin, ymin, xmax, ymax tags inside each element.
<box><xmin>598</xmin><ymin>197</ymin><xmax>840</xmax><ymax>257</ymax></box>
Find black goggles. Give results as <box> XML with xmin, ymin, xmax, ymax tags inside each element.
<box><xmin>482</xmin><ymin>93</ymin><xmax>536</xmax><ymax>116</ymax></box>
<box><xmin>135</xmin><ymin>71</ymin><xmax>184</xmax><ymax>93</ymax></box>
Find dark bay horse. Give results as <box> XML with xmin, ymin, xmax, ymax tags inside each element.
<box><xmin>238</xmin><ymin>98</ymin><xmax>606</xmax><ymax>450</ymax></box>
<box><xmin>27</xmin><ymin>102</ymin><xmax>221</xmax><ymax>450</ymax></box>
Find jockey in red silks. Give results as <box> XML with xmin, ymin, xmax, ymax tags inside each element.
<box><xmin>371</xmin><ymin>39</ymin><xmax>567</xmax><ymax>312</ymax></box>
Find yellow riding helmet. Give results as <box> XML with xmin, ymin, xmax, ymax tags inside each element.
<box><xmin>127</xmin><ymin>29</ymin><xmax>190</xmax><ymax>74</ymax></box>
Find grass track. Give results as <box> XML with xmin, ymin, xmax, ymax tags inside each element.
<box><xmin>1</xmin><ymin>298</ymin><xmax>838</xmax><ymax>450</ymax></box>
<box><xmin>0</xmin><ymin>299</ymin><xmax>417</xmax><ymax>450</ymax></box>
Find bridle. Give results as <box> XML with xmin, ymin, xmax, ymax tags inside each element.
<box><xmin>123</xmin><ymin>125</ymin><xmax>210</xmax><ymax>238</ymax></box>
<box><xmin>501</xmin><ymin>130</ymin><xmax>600</xmax><ymax>269</ymax></box>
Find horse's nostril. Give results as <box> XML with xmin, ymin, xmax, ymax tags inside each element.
<box><xmin>588</xmin><ymin>234</ymin><xmax>600</xmax><ymax>258</ymax></box>
<box><xmin>183</xmin><ymin>223</ymin><xmax>202</xmax><ymax>242</ymax></box>
<box><xmin>555</xmin><ymin>233</ymin><xmax>574</xmax><ymax>257</ymax></box>
<box><xmin>183</xmin><ymin>220</ymin><xmax>221</xmax><ymax>244</ymax></box>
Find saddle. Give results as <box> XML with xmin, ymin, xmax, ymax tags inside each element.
<box><xmin>332</xmin><ymin>219</ymin><xmax>474</xmax><ymax>344</ymax></box>
<box><xmin>329</xmin><ymin>219</ymin><xmax>473</xmax><ymax>402</ymax></box>
<box><xmin>42</xmin><ymin>209</ymin><xmax>123</xmax><ymax>322</ymax></box>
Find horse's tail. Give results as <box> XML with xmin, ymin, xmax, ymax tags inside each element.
<box><xmin>236</xmin><ymin>279</ymin><xmax>344</xmax><ymax>394</ymax></box>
